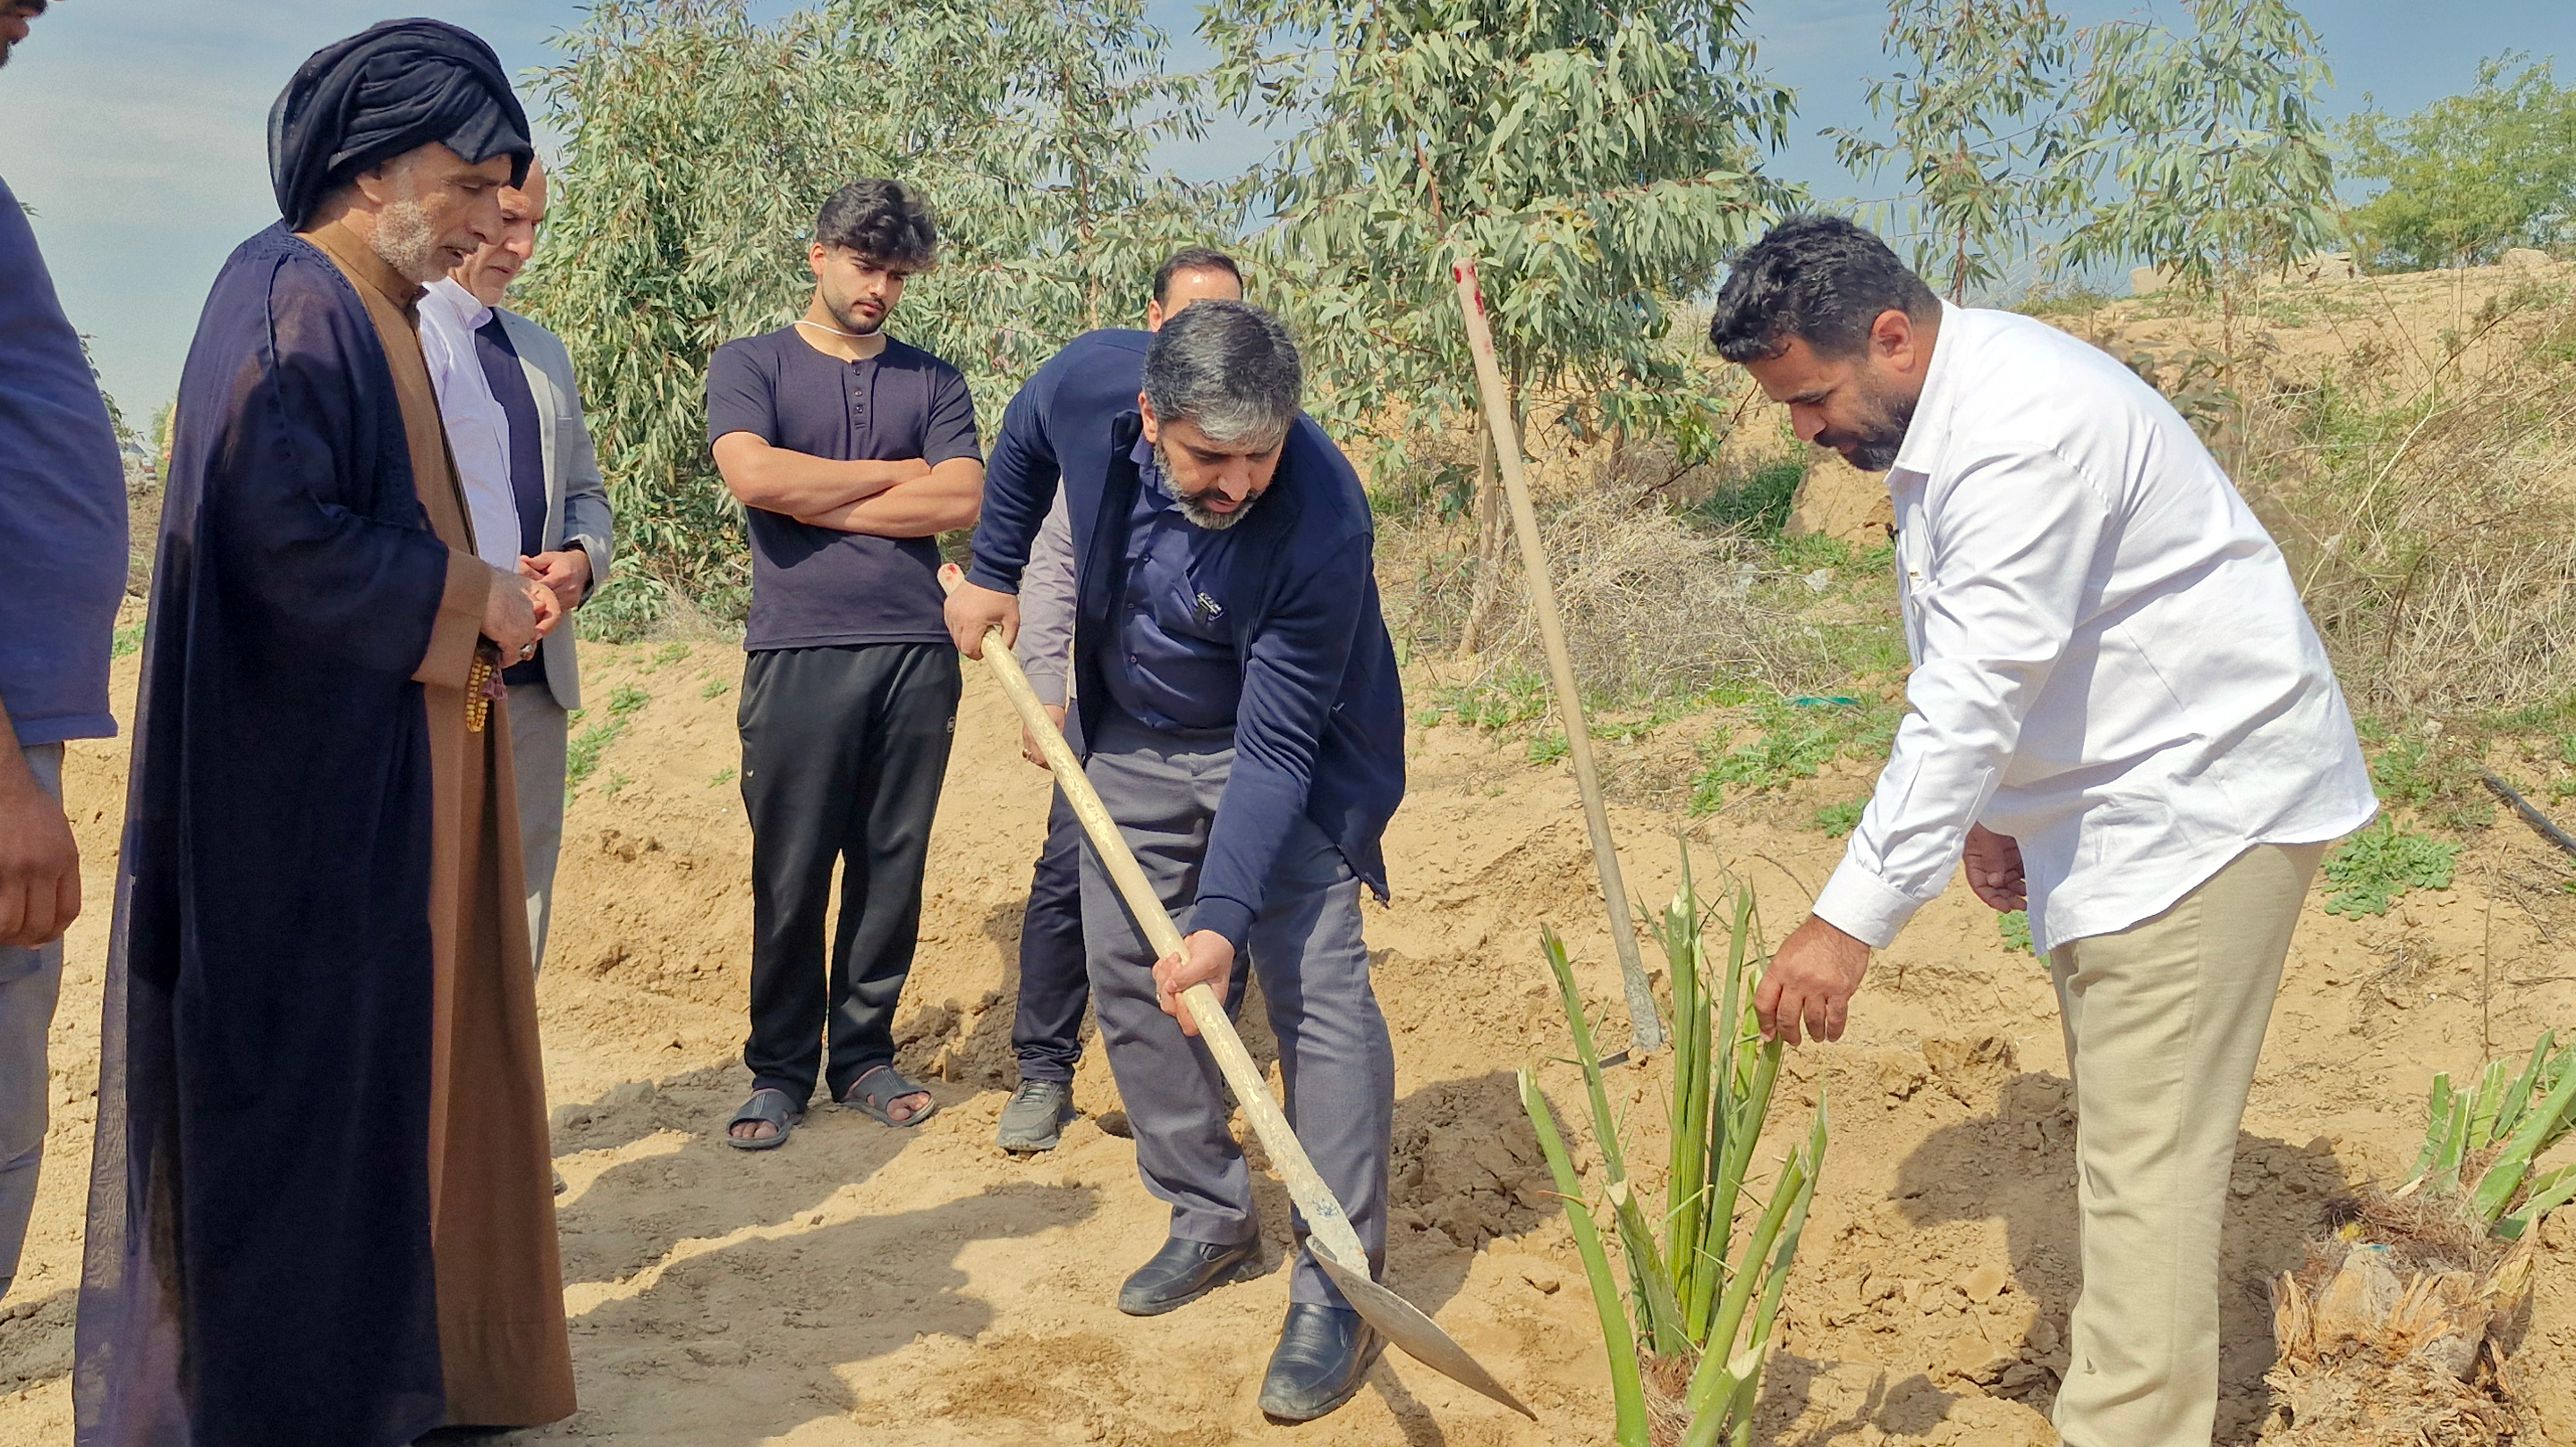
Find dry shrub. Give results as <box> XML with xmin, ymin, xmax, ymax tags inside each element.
<box><xmin>2265</xmin><ymin>1193</ymin><xmax>2538</xmax><ymax>1445</ymax></box>
<box><xmin>1387</xmin><ymin>487</ymin><xmax>1848</xmax><ymax>707</ymax></box>
<box><xmin>2245</xmin><ymin>286</ymin><xmax>2576</xmax><ymax>716</ymax></box>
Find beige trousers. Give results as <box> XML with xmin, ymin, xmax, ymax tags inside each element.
<box><xmin>2046</xmin><ymin>841</ymin><xmax>2327</xmax><ymax>1447</ymax></box>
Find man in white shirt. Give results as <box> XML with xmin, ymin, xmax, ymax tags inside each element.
<box><xmin>419</xmin><ymin>157</ymin><xmax>615</xmax><ymax>970</ymax></box>
<box><xmin>1710</xmin><ymin>216</ymin><xmax>2374</xmax><ymax>1447</ymax></box>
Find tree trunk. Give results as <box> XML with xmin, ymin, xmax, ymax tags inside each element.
<box><xmin>1455</xmin><ymin>419</ymin><xmax>1505</xmax><ymax>658</ymax></box>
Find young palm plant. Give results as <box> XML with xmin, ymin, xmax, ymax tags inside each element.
<box><xmin>2265</xmin><ymin>1029</ymin><xmax>2571</xmax><ymax>1444</ymax></box>
<box><xmin>1520</xmin><ymin>861</ymin><xmax>1829</xmax><ymax>1447</ymax></box>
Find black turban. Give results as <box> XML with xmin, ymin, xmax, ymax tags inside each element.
<box><xmin>267</xmin><ymin>18</ymin><xmax>532</xmax><ymax>228</ymax></box>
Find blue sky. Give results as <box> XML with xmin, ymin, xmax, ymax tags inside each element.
<box><xmin>3</xmin><ymin>0</ymin><xmax>2563</xmax><ymax>419</ymax></box>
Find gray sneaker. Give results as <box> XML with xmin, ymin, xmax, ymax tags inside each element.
<box><xmin>996</xmin><ymin>1079</ymin><xmax>1076</xmax><ymax>1154</ymax></box>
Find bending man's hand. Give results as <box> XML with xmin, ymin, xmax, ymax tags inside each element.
<box><xmin>1755</xmin><ymin>914</ymin><xmax>1871</xmax><ymax>1046</ymax></box>
<box><xmin>1963</xmin><ymin>824</ymin><xmax>2027</xmax><ymax>911</ymax></box>
<box><xmin>0</xmin><ymin>754</ymin><xmax>79</xmax><ymax>948</ymax></box>
<box><xmin>943</xmin><ymin>580</ymin><xmax>1019</xmax><ymax>660</ymax></box>
<box><xmin>1021</xmin><ymin>704</ymin><xmax>1067</xmax><ymax>770</ymax></box>
<box><xmin>1153</xmin><ymin>930</ymin><xmax>1236</xmax><ymax>1037</ymax></box>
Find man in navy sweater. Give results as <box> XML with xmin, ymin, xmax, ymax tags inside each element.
<box><xmin>946</xmin><ymin>301</ymin><xmax>1405</xmax><ymax>1421</ymax></box>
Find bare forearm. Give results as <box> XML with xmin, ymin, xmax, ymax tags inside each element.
<box><xmin>714</xmin><ymin>433</ymin><xmax>928</xmax><ymax>515</ymax></box>
<box><xmin>799</xmin><ymin>459</ymin><xmax>983</xmax><ymax>538</ymax></box>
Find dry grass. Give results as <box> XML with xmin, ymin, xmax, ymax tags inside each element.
<box><xmin>1382</xmin><ymin>487</ymin><xmax>1856</xmax><ymax>708</ymax></box>
<box><xmin>2231</xmin><ymin>280</ymin><xmax>2576</xmax><ymax>718</ymax></box>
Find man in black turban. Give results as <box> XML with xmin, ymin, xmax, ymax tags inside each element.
<box><xmin>74</xmin><ymin>20</ymin><xmax>575</xmax><ymax>1446</ymax></box>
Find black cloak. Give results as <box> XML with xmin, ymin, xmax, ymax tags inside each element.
<box><xmin>267</xmin><ymin>18</ymin><xmax>533</xmax><ymax>229</ymax></box>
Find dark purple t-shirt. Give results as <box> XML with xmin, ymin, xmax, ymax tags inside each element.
<box><xmin>705</xmin><ymin>327</ymin><xmax>980</xmax><ymax>651</ymax></box>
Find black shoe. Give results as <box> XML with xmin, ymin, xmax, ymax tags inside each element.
<box><xmin>1115</xmin><ymin>1236</ymin><xmax>1264</xmax><ymax>1316</ymax></box>
<box><xmin>1258</xmin><ymin>1303</ymin><xmax>1385</xmax><ymax>1422</ymax></box>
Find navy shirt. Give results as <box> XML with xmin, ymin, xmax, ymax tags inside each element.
<box><xmin>0</xmin><ymin>173</ymin><xmax>127</xmax><ymax>746</ymax></box>
<box><xmin>705</xmin><ymin>328</ymin><xmax>980</xmax><ymax>651</ymax></box>
<box><xmin>1103</xmin><ymin>439</ymin><xmax>1247</xmax><ymax>732</ymax></box>
<box><xmin>476</xmin><ymin>317</ymin><xmax>552</xmax><ymax>687</ymax></box>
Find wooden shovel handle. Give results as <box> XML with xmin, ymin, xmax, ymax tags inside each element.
<box><xmin>939</xmin><ymin>565</ymin><xmax>1372</xmax><ymax>1273</ymax></box>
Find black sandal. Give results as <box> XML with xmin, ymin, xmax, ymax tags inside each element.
<box><xmin>724</xmin><ymin>1087</ymin><xmax>804</xmax><ymax>1150</ymax></box>
<box><xmin>840</xmin><ymin>1065</ymin><xmax>939</xmax><ymax>1129</ymax></box>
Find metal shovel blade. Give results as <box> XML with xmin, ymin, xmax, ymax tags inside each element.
<box><xmin>1313</xmin><ymin>1253</ymin><xmax>1538</xmax><ymax>1419</ymax></box>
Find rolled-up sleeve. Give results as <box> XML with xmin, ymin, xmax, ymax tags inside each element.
<box><xmin>1814</xmin><ymin>445</ymin><xmax>2109</xmax><ymax>946</ymax></box>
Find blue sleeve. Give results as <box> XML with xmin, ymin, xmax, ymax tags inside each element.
<box><xmin>703</xmin><ymin>341</ymin><xmax>775</xmax><ymax>446</ymax></box>
<box><xmin>962</xmin><ymin>368</ymin><xmax>1060</xmax><ymax>596</ymax></box>
<box><xmin>922</xmin><ymin>365</ymin><xmax>981</xmax><ymax>466</ymax></box>
<box><xmin>1190</xmin><ymin>525</ymin><xmax>1374</xmax><ymax>946</ymax></box>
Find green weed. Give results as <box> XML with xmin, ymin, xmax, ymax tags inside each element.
<box><xmin>1690</xmin><ymin>697</ymin><xmax>1899</xmax><ymax>814</ymax></box>
<box><xmin>1530</xmin><ymin>732</ymin><xmax>1570</xmax><ymax>766</ymax></box>
<box><xmin>1680</xmin><ymin>459</ymin><xmax>1805</xmax><ymax>537</ymax></box>
<box><xmin>709</xmin><ymin>766</ymin><xmax>737</xmax><ymax>788</ymax></box>
<box><xmin>2323</xmin><ymin>819</ymin><xmax>2460</xmax><ymax>917</ymax></box>
<box><xmin>111</xmin><ymin>623</ymin><xmax>144</xmax><ymax>659</ymax></box>
<box><xmin>699</xmin><ymin>678</ymin><xmax>731</xmax><ymax>701</ymax></box>
<box><xmin>607</xmin><ymin>683</ymin><xmax>651</xmax><ymax>717</ymax></box>
<box><xmin>602</xmin><ymin>771</ymin><xmax>630</xmax><ymax>799</ymax></box>
<box><xmin>1998</xmin><ymin>910</ymin><xmax>2035</xmax><ymax>955</ymax></box>
<box><xmin>1812</xmin><ymin>799</ymin><xmax>1866</xmax><ymax>837</ymax></box>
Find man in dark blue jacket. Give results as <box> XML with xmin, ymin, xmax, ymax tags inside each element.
<box><xmin>946</xmin><ymin>301</ymin><xmax>1404</xmax><ymax>1422</ymax></box>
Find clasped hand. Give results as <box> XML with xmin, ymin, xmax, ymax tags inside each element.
<box><xmin>1152</xmin><ymin>930</ymin><xmax>1235</xmax><ymax>1037</ymax></box>
<box><xmin>480</xmin><ymin>565</ymin><xmax>564</xmax><ymax>662</ymax></box>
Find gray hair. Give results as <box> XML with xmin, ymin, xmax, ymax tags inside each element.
<box><xmin>1142</xmin><ymin>300</ymin><xmax>1302</xmax><ymax>448</ymax></box>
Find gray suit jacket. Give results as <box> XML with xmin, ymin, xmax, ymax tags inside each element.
<box><xmin>497</xmin><ymin>309</ymin><xmax>614</xmax><ymax>712</ymax></box>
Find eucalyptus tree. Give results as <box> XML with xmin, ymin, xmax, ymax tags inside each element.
<box><xmin>1203</xmin><ymin>0</ymin><xmax>1795</xmax><ymax>648</ymax></box>
<box><xmin>2057</xmin><ymin>0</ymin><xmax>2337</xmax><ymax>358</ymax></box>
<box><xmin>1829</xmin><ymin>0</ymin><xmax>2083</xmax><ymax>302</ymax></box>
<box><xmin>2343</xmin><ymin>54</ymin><xmax>2576</xmax><ymax>272</ymax></box>
<box><xmin>520</xmin><ymin>0</ymin><xmax>1222</xmax><ymax>615</ymax></box>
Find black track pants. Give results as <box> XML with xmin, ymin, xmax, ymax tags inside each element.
<box><xmin>738</xmin><ymin>642</ymin><xmax>960</xmax><ymax>1105</ymax></box>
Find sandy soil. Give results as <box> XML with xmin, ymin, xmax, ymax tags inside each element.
<box><xmin>4</xmin><ymin>640</ymin><xmax>2573</xmax><ymax>1445</ymax></box>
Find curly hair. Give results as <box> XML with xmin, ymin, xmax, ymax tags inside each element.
<box><xmin>814</xmin><ymin>178</ymin><xmax>939</xmax><ymax>269</ymax></box>
<box><xmin>1707</xmin><ymin>215</ymin><xmax>1937</xmax><ymax>363</ymax></box>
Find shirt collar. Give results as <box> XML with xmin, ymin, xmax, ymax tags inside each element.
<box><xmin>1131</xmin><ymin>434</ymin><xmax>1182</xmax><ymax>509</ymax></box>
<box><xmin>423</xmin><ymin>275</ymin><xmax>494</xmax><ymax>334</ymax></box>
<box><xmin>301</xmin><ymin>218</ymin><xmax>425</xmax><ymax>313</ymax></box>
<box><xmin>1889</xmin><ymin>298</ymin><xmax>1962</xmax><ymax>477</ymax></box>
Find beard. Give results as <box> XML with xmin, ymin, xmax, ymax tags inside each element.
<box><xmin>824</xmin><ymin>289</ymin><xmax>886</xmax><ymax>336</ymax></box>
<box><xmin>1814</xmin><ymin>377</ymin><xmax>1918</xmax><ymax>473</ymax></box>
<box><xmin>371</xmin><ymin>197</ymin><xmax>452</xmax><ymax>284</ymax></box>
<box><xmin>1158</xmin><ymin>443</ymin><xmax>1259</xmax><ymax>530</ymax></box>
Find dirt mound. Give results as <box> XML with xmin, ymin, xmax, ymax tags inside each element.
<box><xmin>4</xmin><ymin>640</ymin><xmax>2574</xmax><ymax>1444</ymax></box>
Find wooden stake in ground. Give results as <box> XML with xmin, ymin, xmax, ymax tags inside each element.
<box><xmin>937</xmin><ymin>566</ymin><xmax>1535</xmax><ymax>1421</ymax></box>
<box><xmin>1450</xmin><ymin>260</ymin><xmax>1665</xmax><ymax>1058</ymax></box>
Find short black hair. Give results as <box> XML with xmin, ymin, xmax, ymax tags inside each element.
<box><xmin>1153</xmin><ymin>246</ymin><xmax>1243</xmax><ymax>304</ymax></box>
<box><xmin>1707</xmin><ymin>215</ymin><xmax>1939</xmax><ymax>363</ymax></box>
<box><xmin>815</xmin><ymin>179</ymin><xmax>939</xmax><ymax>269</ymax></box>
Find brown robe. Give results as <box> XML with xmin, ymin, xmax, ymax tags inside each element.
<box><xmin>305</xmin><ymin>220</ymin><xmax>578</xmax><ymax>1427</ymax></box>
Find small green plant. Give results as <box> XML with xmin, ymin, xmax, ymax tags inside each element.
<box><xmin>1529</xmin><ymin>732</ymin><xmax>1570</xmax><ymax>766</ymax></box>
<box><xmin>111</xmin><ymin>622</ymin><xmax>145</xmax><ymax>659</ymax></box>
<box><xmin>564</xmin><ymin>707</ymin><xmax>625</xmax><ymax>791</ymax></box>
<box><xmin>601</xmin><ymin>770</ymin><xmax>631</xmax><ymax>799</ymax></box>
<box><xmin>2322</xmin><ymin>819</ymin><xmax>2460</xmax><ymax>917</ymax></box>
<box><xmin>638</xmin><ymin>641</ymin><xmax>689</xmax><ymax>673</ymax></box>
<box><xmin>2404</xmin><ymin>1031</ymin><xmax>2576</xmax><ymax>1240</ymax></box>
<box><xmin>1998</xmin><ymin>910</ymin><xmax>2035</xmax><ymax>955</ymax></box>
<box><xmin>1690</xmin><ymin>698</ymin><xmax>1899</xmax><ymax>813</ymax></box>
<box><xmin>1521</xmin><ymin>859</ymin><xmax>1827</xmax><ymax>1446</ymax></box>
<box><xmin>607</xmin><ymin>683</ymin><xmax>651</xmax><ymax>718</ymax></box>
<box><xmin>708</xmin><ymin>766</ymin><xmax>737</xmax><ymax>788</ymax></box>
<box><xmin>1438</xmin><ymin>670</ymin><xmax>1554</xmax><ymax>730</ymax></box>
<box><xmin>1811</xmin><ymin>799</ymin><xmax>1866</xmax><ymax>838</ymax></box>
<box><xmin>699</xmin><ymin>678</ymin><xmax>731</xmax><ymax>701</ymax></box>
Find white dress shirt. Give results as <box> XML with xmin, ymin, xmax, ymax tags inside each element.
<box><xmin>1814</xmin><ymin>302</ymin><xmax>2376</xmax><ymax>954</ymax></box>
<box><xmin>417</xmin><ymin>277</ymin><xmax>525</xmax><ymax>573</ymax></box>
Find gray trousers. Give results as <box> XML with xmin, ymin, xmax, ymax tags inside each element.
<box><xmin>0</xmin><ymin>743</ymin><xmax>66</xmax><ymax>1299</ymax></box>
<box><xmin>1079</xmin><ymin>716</ymin><xmax>1394</xmax><ymax>1307</ymax></box>
<box><xmin>508</xmin><ymin>682</ymin><xmax>570</xmax><ymax>972</ymax></box>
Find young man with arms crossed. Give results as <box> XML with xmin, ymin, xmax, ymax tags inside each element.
<box><xmin>708</xmin><ymin>180</ymin><xmax>983</xmax><ymax>1147</ymax></box>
